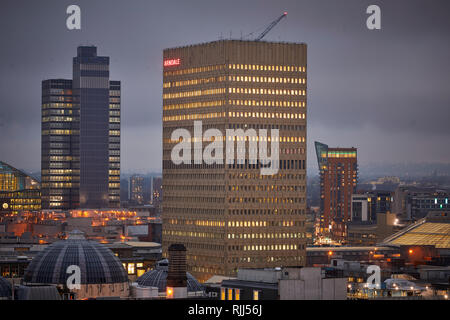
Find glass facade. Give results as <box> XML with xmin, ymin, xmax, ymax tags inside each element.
<box><xmin>0</xmin><ymin>161</ymin><xmax>41</xmax><ymax>215</ymax></box>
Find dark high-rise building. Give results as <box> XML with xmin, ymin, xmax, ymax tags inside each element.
<box><xmin>162</xmin><ymin>40</ymin><xmax>308</xmax><ymax>281</ymax></box>
<box><xmin>41</xmin><ymin>46</ymin><xmax>120</xmax><ymax>210</ymax></box>
<box><xmin>315</xmin><ymin>141</ymin><xmax>357</xmax><ymax>243</ymax></box>
<box><xmin>129</xmin><ymin>174</ymin><xmax>144</xmax><ymax>205</ymax></box>
<box><xmin>143</xmin><ymin>176</ymin><xmax>153</xmax><ymax>204</ymax></box>
<box><xmin>152</xmin><ymin>176</ymin><xmax>162</xmax><ymax>207</ymax></box>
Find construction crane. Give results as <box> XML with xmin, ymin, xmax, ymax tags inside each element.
<box><xmin>255</xmin><ymin>12</ymin><xmax>288</xmax><ymax>41</ymax></box>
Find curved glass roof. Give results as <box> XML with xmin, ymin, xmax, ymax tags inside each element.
<box><xmin>136</xmin><ymin>259</ymin><xmax>203</xmax><ymax>292</ymax></box>
<box><xmin>23</xmin><ymin>230</ymin><xmax>128</xmax><ymax>285</ymax></box>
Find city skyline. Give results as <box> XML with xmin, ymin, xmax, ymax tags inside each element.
<box><xmin>1</xmin><ymin>0</ymin><xmax>450</xmax><ymax>174</ymax></box>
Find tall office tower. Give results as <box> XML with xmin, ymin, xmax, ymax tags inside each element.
<box><xmin>315</xmin><ymin>142</ymin><xmax>357</xmax><ymax>243</ymax></box>
<box><xmin>162</xmin><ymin>40</ymin><xmax>307</xmax><ymax>281</ymax></box>
<box><xmin>41</xmin><ymin>79</ymin><xmax>79</xmax><ymax>209</ymax></box>
<box><xmin>41</xmin><ymin>46</ymin><xmax>120</xmax><ymax>210</ymax></box>
<box><xmin>129</xmin><ymin>174</ymin><xmax>144</xmax><ymax>205</ymax></box>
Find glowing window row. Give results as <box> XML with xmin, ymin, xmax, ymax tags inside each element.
<box><xmin>229</xmin><ymin>75</ymin><xmax>305</xmax><ymax>84</ymax></box>
<box><xmin>163</xmin><ymin>112</ymin><xmax>225</xmax><ymax>122</ymax></box>
<box><xmin>42</xmin><ymin>103</ymin><xmax>73</xmax><ymax>109</ymax></box>
<box><xmin>230</xmin><ymin>221</ymin><xmax>271</xmax><ymax>227</ymax></box>
<box><xmin>42</xmin><ymin>116</ymin><xmax>73</xmax><ymax>122</ymax></box>
<box><xmin>242</xmin><ymin>244</ymin><xmax>300</xmax><ymax>251</ymax></box>
<box><xmin>163</xmin><ymin>76</ymin><xmax>227</xmax><ymax>88</ymax></box>
<box><xmin>229</xmin><ymin>111</ymin><xmax>305</xmax><ymax>120</ymax></box>
<box><xmin>49</xmin><ymin>156</ymin><xmax>73</xmax><ymax>161</ymax></box>
<box><xmin>42</xmin><ymin>169</ymin><xmax>75</xmax><ymax>174</ymax></box>
<box><xmin>162</xmin><ymin>75</ymin><xmax>305</xmax><ymax>89</ymax></box>
<box><xmin>163</xmin><ymin>100</ymin><xmax>224</xmax><ymax>111</ymax></box>
<box><xmin>227</xmin><ymin>233</ymin><xmax>304</xmax><ymax>240</ymax></box>
<box><xmin>41</xmin><ymin>182</ymin><xmax>73</xmax><ymax>188</ymax></box>
<box><xmin>229</xmin><ymin>64</ymin><xmax>305</xmax><ymax>73</ymax></box>
<box><xmin>163</xmin><ymin>88</ymin><xmax>225</xmax><ymax>99</ymax></box>
<box><xmin>165</xmin><ymin>135</ymin><xmax>305</xmax><ymax>144</ymax></box>
<box><xmin>163</xmin><ymin>111</ymin><xmax>305</xmax><ymax>122</ymax></box>
<box><xmin>46</xmin><ymin>176</ymin><xmax>72</xmax><ymax>182</ymax></box>
<box><xmin>229</xmin><ymin>87</ymin><xmax>305</xmax><ymax>96</ymax></box>
<box><xmin>168</xmin><ymin>219</ymin><xmax>225</xmax><ymax>227</ymax></box>
<box><xmin>229</xmin><ymin>197</ymin><xmax>303</xmax><ymax>204</ymax></box>
<box><xmin>42</xmin><ymin>130</ymin><xmax>78</xmax><ymax>135</ymax></box>
<box><xmin>164</xmin><ymin>64</ymin><xmax>226</xmax><ymax>76</ymax></box>
<box><xmin>165</xmin><ymin>230</ymin><xmax>224</xmax><ymax>239</ymax></box>
<box><xmin>230</xmin><ymin>99</ymin><xmax>305</xmax><ymax>108</ymax></box>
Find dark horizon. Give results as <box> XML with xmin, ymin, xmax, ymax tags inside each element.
<box><xmin>1</xmin><ymin>0</ymin><xmax>450</xmax><ymax>173</ymax></box>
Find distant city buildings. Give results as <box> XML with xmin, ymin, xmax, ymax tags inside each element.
<box><xmin>393</xmin><ymin>186</ymin><xmax>450</xmax><ymax>221</ymax></box>
<box><xmin>162</xmin><ymin>40</ymin><xmax>308</xmax><ymax>281</ymax></box>
<box><xmin>41</xmin><ymin>46</ymin><xmax>120</xmax><ymax>210</ymax></box>
<box><xmin>0</xmin><ymin>161</ymin><xmax>41</xmax><ymax>215</ymax></box>
<box><xmin>315</xmin><ymin>141</ymin><xmax>358</xmax><ymax>243</ymax></box>
<box><xmin>217</xmin><ymin>267</ymin><xmax>347</xmax><ymax>300</ymax></box>
<box><xmin>351</xmin><ymin>191</ymin><xmax>393</xmax><ymax>223</ymax></box>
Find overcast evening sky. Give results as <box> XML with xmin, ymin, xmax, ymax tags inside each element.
<box><xmin>0</xmin><ymin>0</ymin><xmax>449</xmax><ymax>174</ymax></box>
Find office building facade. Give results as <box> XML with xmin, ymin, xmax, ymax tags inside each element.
<box><xmin>351</xmin><ymin>191</ymin><xmax>393</xmax><ymax>223</ymax></box>
<box><xmin>41</xmin><ymin>46</ymin><xmax>120</xmax><ymax>210</ymax></box>
<box><xmin>393</xmin><ymin>186</ymin><xmax>449</xmax><ymax>221</ymax></box>
<box><xmin>162</xmin><ymin>40</ymin><xmax>307</xmax><ymax>281</ymax></box>
<box><xmin>315</xmin><ymin>141</ymin><xmax>357</xmax><ymax>243</ymax></box>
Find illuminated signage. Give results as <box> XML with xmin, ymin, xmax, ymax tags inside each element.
<box><xmin>164</xmin><ymin>58</ymin><xmax>181</xmax><ymax>67</ymax></box>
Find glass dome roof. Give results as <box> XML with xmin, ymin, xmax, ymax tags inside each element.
<box><xmin>136</xmin><ymin>259</ymin><xmax>203</xmax><ymax>292</ymax></box>
<box><xmin>0</xmin><ymin>276</ymin><xmax>12</xmax><ymax>298</ymax></box>
<box><xmin>23</xmin><ymin>230</ymin><xmax>128</xmax><ymax>285</ymax></box>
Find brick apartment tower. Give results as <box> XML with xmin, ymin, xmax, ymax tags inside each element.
<box><xmin>315</xmin><ymin>142</ymin><xmax>357</xmax><ymax>243</ymax></box>
<box><xmin>162</xmin><ymin>40</ymin><xmax>308</xmax><ymax>281</ymax></box>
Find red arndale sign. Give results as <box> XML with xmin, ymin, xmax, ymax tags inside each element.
<box><xmin>164</xmin><ymin>58</ymin><xmax>181</xmax><ymax>67</ymax></box>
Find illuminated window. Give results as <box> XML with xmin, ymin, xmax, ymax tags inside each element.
<box><xmin>221</xmin><ymin>288</ymin><xmax>226</xmax><ymax>300</ymax></box>
<box><xmin>137</xmin><ymin>269</ymin><xmax>145</xmax><ymax>277</ymax></box>
<box><xmin>253</xmin><ymin>290</ymin><xmax>259</xmax><ymax>300</ymax></box>
<box><xmin>235</xmin><ymin>289</ymin><xmax>240</xmax><ymax>300</ymax></box>
<box><xmin>127</xmin><ymin>263</ymin><xmax>135</xmax><ymax>274</ymax></box>
<box><xmin>228</xmin><ymin>288</ymin><xmax>233</xmax><ymax>300</ymax></box>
